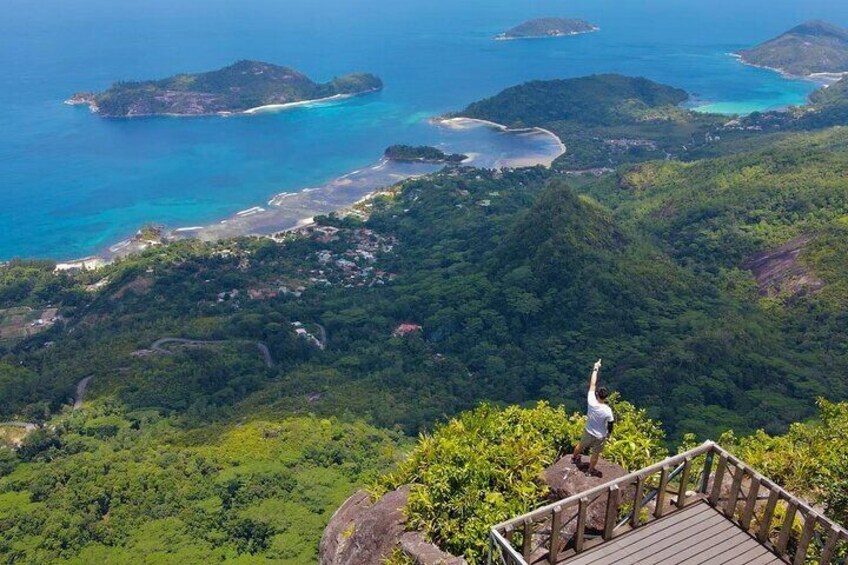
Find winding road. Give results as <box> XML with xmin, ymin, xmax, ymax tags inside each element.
<box><xmin>3</xmin><ymin>336</ymin><xmax>287</xmax><ymax>435</ymax></box>
<box><xmin>150</xmin><ymin>337</ymin><xmax>274</xmax><ymax>368</ymax></box>
<box><xmin>73</xmin><ymin>375</ymin><xmax>94</xmax><ymax>410</ymax></box>
<box><xmin>0</xmin><ymin>421</ymin><xmax>38</xmax><ymax>432</ymax></box>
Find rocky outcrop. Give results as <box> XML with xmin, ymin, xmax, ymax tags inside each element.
<box><xmin>320</xmin><ymin>486</ymin><xmax>410</xmax><ymax>565</ymax></box>
<box><xmin>400</xmin><ymin>532</ymin><xmax>467</xmax><ymax>565</ymax></box>
<box><xmin>320</xmin><ymin>486</ymin><xmax>467</xmax><ymax>565</ymax></box>
<box><xmin>743</xmin><ymin>236</ymin><xmax>823</xmax><ymax>302</ymax></box>
<box><xmin>542</xmin><ymin>456</ymin><xmax>634</xmax><ymax>536</ymax></box>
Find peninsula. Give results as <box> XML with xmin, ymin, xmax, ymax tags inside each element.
<box><xmin>65</xmin><ymin>60</ymin><xmax>383</xmax><ymax>117</ymax></box>
<box><xmin>383</xmin><ymin>145</ymin><xmax>467</xmax><ymax>164</ymax></box>
<box><xmin>735</xmin><ymin>20</ymin><xmax>848</xmax><ymax>78</ymax></box>
<box><xmin>495</xmin><ymin>17</ymin><xmax>599</xmax><ymax>40</ymax></box>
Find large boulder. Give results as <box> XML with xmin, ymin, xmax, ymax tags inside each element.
<box><xmin>543</xmin><ymin>456</ymin><xmax>633</xmax><ymax>531</ymax></box>
<box><xmin>319</xmin><ymin>486</ymin><xmax>410</xmax><ymax>565</ymax></box>
<box><xmin>399</xmin><ymin>532</ymin><xmax>467</xmax><ymax>565</ymax></box>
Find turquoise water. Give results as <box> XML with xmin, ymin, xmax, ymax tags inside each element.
<box><xmin>1</xmin><ymin>0</ymin><xmax>847</xmax><ymax>259</ymax></box>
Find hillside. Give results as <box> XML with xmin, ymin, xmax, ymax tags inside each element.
<box><xmin>455</xmin><ymin>74</ymin><xmax>727</xmax><ymax>169</ymax></box>
<box><xmin>496</xmin><ymin>17</ymin><xmax>598</xmax><ymax>40</ymax></box>
<box><xmin>736</xmin><ymin>20</ymin><xmax>848</xmax><ymax>77</ymax></box>
<box><xmin>66</xmin><ymin>60</ymin><xmax>382</xmax><ymax>117</ymax></box>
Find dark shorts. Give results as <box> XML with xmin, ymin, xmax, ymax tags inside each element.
<box><xmin>578</xmin><ymin>430</ymin><xmax>607</xmax><ymax>454</ymax></box>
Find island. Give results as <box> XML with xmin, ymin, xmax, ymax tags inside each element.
<box><xmin>65</xmin><ymin>60</ymin><xmax>383</xmax><ymax>117</ymax></box>
<box><xmin>735</xmin><ymin>20</ymin><xmax>848</xmax><ymax>78</ymax></box>
<box><xmin>495</xmin><ymin>17</ymin><xmax>599</xmax><ymax>41</ymax></box>
<box><xmin>383</xmin><ymin>145</ymin><xmax>467</xmax><ymax>164</ymax></box>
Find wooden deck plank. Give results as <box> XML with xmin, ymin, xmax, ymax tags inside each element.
<box><xmin>676</xmin><ymin>535</ymin><xmax>754</xmax><ymax>564</ymax></box>
<box><xmin>740</xmin><ymin>553</ymin><xmax>785</xmax><ymax>565</ymax></box>
<box><xmin>717</xmin><ymin>543</ymin><xmax>780</xmax><ymax>565</ymax></box>
<box><xmin>641</xmin><ymin>521</ymin><xmax>740</xmax><ymax>565</ymax></box>
<box><xmin>636</xmin><ymin>520</ymin><xmax>744</xmax><ymax>565</ymax></box>
<box><xmin>559</xmin><ymin>501</ymin><xmax>784</xmax><ymax>565</ymax></box>
<box><xmin>564</xmin><ymin>503</ymin><xmax>723</xmax><ymax>565</ymax></box>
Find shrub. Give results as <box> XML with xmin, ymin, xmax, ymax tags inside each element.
<box><xmin>378</xmin><ymin>399</ymin><xmax>667</xmax><ymax>562</ymax></box>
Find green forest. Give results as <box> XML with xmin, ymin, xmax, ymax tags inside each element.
<box><xmin>4</xmin><ymin>73</ymin><xmax>848</xmax><ymax>563</ymax></box>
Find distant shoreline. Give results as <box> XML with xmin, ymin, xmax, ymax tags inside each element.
<box><xmin>729</xmin><ymin>52</ymin><xmax>847</xmax><ymax>85</ymax></box>
<box><xmin>242</xmin><ymin>90</ymin><xmax>378</xmax><ymax>115</ymax></box>
<box><xmin>495</xmin><ymin>26</ymin><xmax>599</xmax><ymax>41</ymax></box>
<box><xmin>55</xmin><ymin>117</ymin><xmax>567</xmax><ymax>268</ymax></box>
<box><xmin>435</xmin><ymin>117</ymin><xmax>567</xmax><ymax>162</ymax></box>
<box><xmin>64</xmin><ymin>89</ymin><xmax>380</xmax><ymax>119</ymax></box>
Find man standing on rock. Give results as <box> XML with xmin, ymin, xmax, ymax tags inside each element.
<box><xmin>571</xmin><ymin>359</ymin><xmax>614</xmax><ymax>477</ymax></box>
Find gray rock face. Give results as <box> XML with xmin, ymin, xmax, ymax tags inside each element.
<box><xmin>543</xmin><ymin>457</ymin><xmax>633</xmax><ymax>531</ymax></box>
<box><xmin>399</xmin><ymin>532</ymin><xmax>468</xmax><ymax>565</ymax></box>
<box><xmin>319</xmin><ymin>486</ymin><xmax>410</xmax><ymax>565</ymax></box>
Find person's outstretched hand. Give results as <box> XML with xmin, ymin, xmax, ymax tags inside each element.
<box><xmin>594</xmin><ymin>359</ymin><xmax>602</xmax><ymax>371</ymax></box>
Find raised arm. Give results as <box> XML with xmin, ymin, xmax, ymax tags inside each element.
<box><xmin>588</xmin><ymin>359</ymin><xmax>602</xmax><ymax>393</ymax></box>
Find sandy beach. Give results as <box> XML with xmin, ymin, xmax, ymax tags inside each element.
<box><xmin>435</xmin><ymin>117</ymin><xmax>566</xmax><ymax>166</ymax></box>
<box><xmin>242</xmin><ymin>93</ymin><xmax>352</xmax><ymax>115</ymax></box>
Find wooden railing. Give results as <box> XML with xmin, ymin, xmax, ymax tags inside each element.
<box><xmin>488</xmin><ymin>441</ymin><xmax>848</xmax><ymax>565</ymax></box>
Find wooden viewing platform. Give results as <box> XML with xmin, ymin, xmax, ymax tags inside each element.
<box><xmin>489</xmin><ymin>442</ymin><xmax>848</xmax><ymax>565</ymax></box>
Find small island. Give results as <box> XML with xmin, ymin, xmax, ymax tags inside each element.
<box><xmin>65</xmin><ymin>60</ymin><xmax>383</xmax><ymax>118</ymax></box>
<box><xmin>384</xmin><ymin>145</ymin><xmax>467</xmax><ymax>164</ymax></box>
<box><xmin>735</xmin><ymin>20</ymin><xmax>848</xmax><ymax>78</ymax></box>
<box><xmin>495</xmin><ymin>17</ymin><xmax>599</xmax><ymax>41</ymax></box>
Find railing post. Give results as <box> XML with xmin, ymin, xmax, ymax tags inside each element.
<box><xmin>522</xmin><ymin>519</ymin><xmax>532</xmax><ymax>560</ymax></box>
<box><xmin>549</xmin><ymin>506</ymin><xmax>562</xmax><ymax>565</ymax></box>
<box><xmin>819</xmin><ymin>525</ymin><xmax>841</xmax><ymax>564</ymax></box>
<box><xmin>575</xmin><ymin>497</ymin><xmax>589</xmax><ymax>553</ymax></box>
<box><xmin>709</xmin><ymin>454</ymin><xmax>728</xmax><ymax>506</ymax></box>
<box><xmin>604</xmin><ymin>485</ymin><xmax>620</xmax><ymax>540</ymax></box>
<box><xmin>655</xmin><ymin>466</ymin><xmax>670</xmax><ymax>519</ymax></box>
<box><xmin>757</xmin><ymin>489</ymin><xmax>780</xmax><ymax>543</ymax></box>
<box><xmin>740</xmin><ymin>477</ymin><xmax>760</xmax><ymax>530</ymax></box>
<box><xmin>776</xmin><ymin>501</ymin><xmax>798</xmax><ymax>555</ymax></box>
<box><xmin>700</xmin><ymin>449</ymin><xmax>715</xmax><ymax>494</ymax></box>
<box><xmin>632</xmin><ymin>475</ymin><xmax>646</xmax><ymax>527</ymax></box>
<box><xmin>724</xmin><ymin>465</ymin><xmax>744</xmax><ymax>518</ymax></box>
<box><xmin>676</xmin><ymin>458</ymin><xmax>692</xmax><ymax>509</ymax></box>
<box><xmin>793</xmin><ymin>511</ymin><xmax>818</xmax><ymax>565</ymax></box>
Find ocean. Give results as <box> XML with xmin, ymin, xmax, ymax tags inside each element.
<box><xmin>1</xmin><ymin>0</ymin><xmax>847</xmax><ymax>260</ymax></box>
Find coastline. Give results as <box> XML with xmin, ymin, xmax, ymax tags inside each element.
<box><xmin>65</xmin><ymin>89</ymin><xmax>379</xmax><ymax>119</ymax></box>
<box><xmin>242</xmin><ymin>92</ymin><xmax>365</xmax><ymax>115</ymax></box>
<box><xmin>58</xmin><ymin>117</ymin><xmax>567</xmax><ymax>269</ymax></box>
<box><xmin>435</xmin><ymin>117</ymin><xmax>567</xmax><ymax>164</ymax></box>
<box><xmin>495</xmin><ymin>26</ymin><xmax>599</xmax><ymax>41</ymax></box>
<box><xmin>729</xmin><ymin>53</ymin><xmax>847</xmax><ymax>85</ymax></box>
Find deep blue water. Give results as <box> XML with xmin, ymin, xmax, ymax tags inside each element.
<box><xmin>2</xmin><ymin>0</ymin><xmax>847</xmax><ymax>259</ymax></box>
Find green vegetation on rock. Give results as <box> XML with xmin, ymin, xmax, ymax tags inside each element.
<box><xmin>378</xmin><ymin>400</ymin><xmax>666</xmax><ymax>562</ymax></box>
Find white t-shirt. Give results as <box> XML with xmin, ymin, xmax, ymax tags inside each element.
<box><xmin>586</xmin><ymin>390</ymin><xmax>614</xmax><ymax>439</ymax></box>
